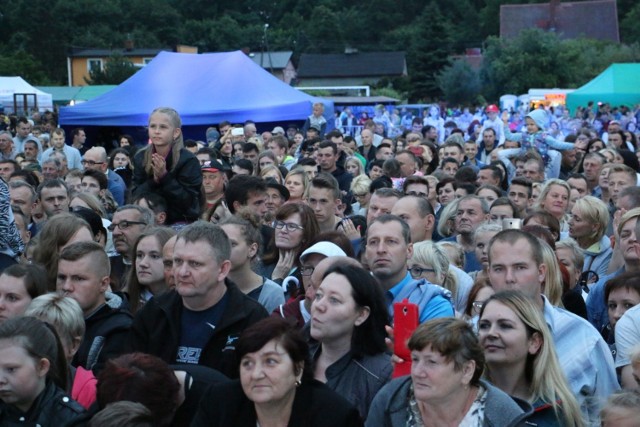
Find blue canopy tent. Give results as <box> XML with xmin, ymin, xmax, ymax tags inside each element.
<box><xmin>59</xmin><ymin>51</ymin><xmax>332</xmax><ymax>128</ymax></box>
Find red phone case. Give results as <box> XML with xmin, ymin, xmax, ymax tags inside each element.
<box><xmin>392</xmin><ymin>299</ymin><xmax>419</xmax><ymax>378</ymax></box>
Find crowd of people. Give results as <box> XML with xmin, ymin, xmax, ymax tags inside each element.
<box><xmin>0</xmin><ymin>100</ymin><xmax>639</xmax><ymax>426</ymax></box>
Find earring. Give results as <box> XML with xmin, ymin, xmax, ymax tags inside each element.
<box><xmin>295</xmin><ymin>379</ymin><xmax>302</xmax><ymax>387</ymax></box>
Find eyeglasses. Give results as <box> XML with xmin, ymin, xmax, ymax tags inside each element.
<box><xmin>272</xmin><ymin>220</ymin><xmax>304</xmax><ymax>232</ymax></box>
<box><xmin>472</xmin><ymin>301</ymin><xmax>485</xmax><ymax>312</ymax></box>
<box><xmin>353</xmin><ymin>192</ymin><xmax>369</xmax><ymax>198</ymax></box>
<box><xmin>81</xmin><ymin>160</ymin><xmax>104</xmax><ymax>166</ymax></box>
<box><xmin>107</xmin><ymin>220</ymin><xmax>147</xmax><ymax>231</ymax></box>
<box><xmin>408</xmin><ymin>266</ymin><xmax>435</xmax><ymax>278</ymax></box>
<box><xmin>300</xmin><ymin>266</ymin><xmax>315</xmax><ymax>276</ymax></box>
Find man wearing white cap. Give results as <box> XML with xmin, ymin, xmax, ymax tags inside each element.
<box><xmin>272</xmin><ymin>241</ymin><xmax>346</xmax><ymax>328</ymax></box>
<box><xmin>271</xmin><ymin>126</ymin><xmax>285</xmax><ymax>136</ymax></box>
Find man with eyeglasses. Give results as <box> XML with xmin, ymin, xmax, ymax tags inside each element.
<box><xmin>109</xmin><ymin>205</ymin><xmax>154</xmax><ymax>290</ymax></box>
<box><xmin>41</xmin><ymin>128</ymin><xmax>83</xmax><ymax>170</ymax></box>
<box><xmin>365</xmin><ymin>214</ymin><xmax>453</xmax><ymax>323</ymax></box>
<box><xmin>83</xmin><ymin>147</ymin><xmax>126</xmax><ymax>206</ymax></box>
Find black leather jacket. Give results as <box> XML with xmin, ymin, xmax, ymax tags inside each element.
<box><xmin>0</xmin><ymin>380</ymin><xmax>85</xmax><ymax>426</ymax></box>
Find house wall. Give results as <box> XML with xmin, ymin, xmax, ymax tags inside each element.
<box><xmin>70</xmin><ymin>55</ymin><xmax>151</xmax><ymax>86</ymax></box>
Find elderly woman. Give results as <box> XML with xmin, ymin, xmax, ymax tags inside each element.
<box><xmin>310</xmin><ymin>263</ymin><xmax>391</xmax><ymax>419</ymax></box>
<box><xmin>366</xmin><ymin>317</ymin><xmax>532</xmax><ymax>426</ymax></box>
<box><xmin>568</xmin><ymin>196</ymin><xmax>612</xmax><ymax>279</ymax></box>
<box><xmin>409</xmin><ymin>241</ymin><xmax>469</xmax><ymax>314</ymax></box>
<box><xmin>534</xmin><ymin>178</ymin><xmax>571</xmax><ymax>232</ymax></box>
<box><xmin>192</xmin><ymin>317</ymin><xmax>361</xmax><ymax>426</ymax></box>
<box><xmin>478</xmin><ymin>291</ymin><xmax>584</xmax><ymax>426</ymax></box>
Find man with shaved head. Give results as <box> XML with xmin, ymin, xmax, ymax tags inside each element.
<box><xmin>83</xmin><ymin>146</ymin><xmax>126</xmax><ymax>205</ymax></box>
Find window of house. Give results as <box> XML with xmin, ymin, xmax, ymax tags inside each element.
<box><xmin>88</xmin><ymin>59</ymin><xmax>103</xmax><ymax>72</ymax></box>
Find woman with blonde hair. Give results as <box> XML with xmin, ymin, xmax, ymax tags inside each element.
<box><xmin>435</xmin><ymin>198</ymin><xmax>459</xmax><ymax>239</ymax></box>
<box><xmin>131</xmin><ymin>107</ymin><xmax>202</xmax><ymax>224</ymax></box>
<box><xmin>568</xmin><ymin>196</ymin><xmax>612</xmax><ymax>278</ymax></box>
<box><xmin>479</xmin><ymin>290</ymin><xmax>584</xmax><ymax>426</ymax></box>
<box><xmin>539</xmin><ymin>241</ymin><xmax>564</xmax><ymax>307</ymax></box>
<box><xmin>284</xmin><ymin>169</ymin><xmax>308</xmax><ymax>204</ymax></box>
<box><xmin>345</xmin><ymin>156</ymin><xmax>365</xmax><ymax>177</ymax></box>
<box><xmin>534</xmin><ymin>178</ymin><xmax>571</xmax><ymax>232</ymax></box>
<box><xmin>259</xmin><ymin>164</ymin><xmax>284</xmax><ymax>184</ymax></box>
<box><xmin>350</xmin><ymin>174</ymin><xmax>372</xmax><ymax>216</ymax></box>
<box><xmin>409</xmin><ymin>240</ymin><xmax>466</xmax><ymax>313</ymax></box>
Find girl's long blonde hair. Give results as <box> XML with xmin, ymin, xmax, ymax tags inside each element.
<box><xmin>144</xmin><ymin>107</ymin><xmax>184</xmax><ymax>176</ymax></box>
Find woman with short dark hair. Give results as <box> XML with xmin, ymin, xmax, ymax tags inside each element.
<box><xmin>191</xmin><ymin>317</ymin><xmax>362</xmax><ymax>426</ymax></box>
<box><xmin>366</xmin><ymin>317</ymin><xmax>532</xmax><ymax>426</ymax></box>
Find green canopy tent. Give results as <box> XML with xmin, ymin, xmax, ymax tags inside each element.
<box><xmin>37</xmin><ymin>85</ymin><xmax>116</xmax><ymax>107</ymax></box>
<box><xmin>566</xmin><ymin>63</ymin><xmax>640</xmax><ymax>113</ymax></box>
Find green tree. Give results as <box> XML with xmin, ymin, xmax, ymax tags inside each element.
<box><xmin>0</xmin><ymin>51</ymin><xmax>49</xmax><ymax>84</ymax></box>
<box><xmin>436</xmin><ymin>60</ymin><xmax>481</xmax><ymax>105</ymax></box>
<box><xmin>481</xmin><ymin>29</ymin><xmax>570</xmax><ymax>100</ymax></box>
<box><xmin>406</xmin><ymin>2</ymin><xmax>452</xmax><ymax>101</ymax></box>
<box><xmin>84</xmin><ymin>54</ymin><xmax>138</xmax><ymax>85</ymax></box>
<box><xmin>620</xmin><ymin>2</ymin><xmax>640</xmax><ymax>44</ymax></box>
<box><xmin>304</xmin><ymin>5</ymin><xmax>344</xmax><ymax>52</ymax></box>
<box><xmin>481</xmin><ymin>29</ymin><xmax>640</xmax><ymax>100</ymax></box>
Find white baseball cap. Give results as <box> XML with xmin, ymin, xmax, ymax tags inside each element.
<box><xmin>300</xmin><ymin>242</ymin><xmax>346</xmax><ymax>261</ymax></box>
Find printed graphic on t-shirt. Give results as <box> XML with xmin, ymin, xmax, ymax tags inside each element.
<box><xmin>176</xmin><ymin>346</ymin><xmax>202</xmax><ymax>364</ymax></box>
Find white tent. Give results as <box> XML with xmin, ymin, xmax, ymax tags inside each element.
<box><xmin>0</xmin><ymin>77</ymin><xmax>53</xmax><ymax>114</ymax></box>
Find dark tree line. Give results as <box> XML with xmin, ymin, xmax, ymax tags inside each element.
<box><xmin>1</xmin><ymin>0</ymin><xmax>639</xmax><ymax>102</ymax></box>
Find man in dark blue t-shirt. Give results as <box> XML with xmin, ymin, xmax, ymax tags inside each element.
<box><xmin>128</xmin><ymin>222</ymin><xmax>268</xmax><ymax>377</ymax></box>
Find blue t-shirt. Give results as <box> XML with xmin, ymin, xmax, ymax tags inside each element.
<box><xmin>176</xmin><ymin>293</ymin><xmax>229</xmax><ymax>364</ymax></box>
